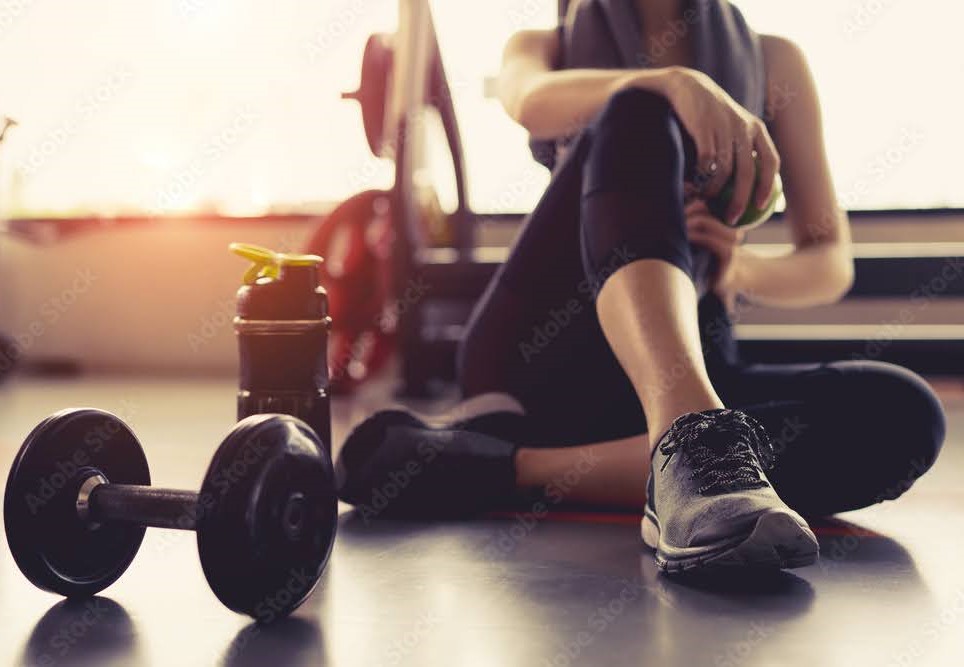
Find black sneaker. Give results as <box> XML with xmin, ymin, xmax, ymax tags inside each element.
<box><xmin>641</xmin><ymin>409</ymin><xmax>818</xmax><ymax>573</ymax></box>
<box><xmin>335</xmin><ymin>408</ymin><xmax>523</xmax><ymax>518</ymax></box>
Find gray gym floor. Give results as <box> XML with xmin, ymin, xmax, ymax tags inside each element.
<box><xmin>1</xmin><ymin>375</ymin><xmax>963</xmax><ymax>667</ymax></box>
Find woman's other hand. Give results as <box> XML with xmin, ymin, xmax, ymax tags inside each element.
<box><xmin>685</xmin><ymin>198</ymin><xmax>745</xmax><ymax>309</ymax></box>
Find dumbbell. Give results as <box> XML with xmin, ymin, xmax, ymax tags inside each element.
<box><xmin>3</xmin><ymin>408</ymin><xmax>337</xmax><ymax>620</ymax></box>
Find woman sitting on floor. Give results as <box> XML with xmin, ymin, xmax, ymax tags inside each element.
<box><xmin>335</xmin><ymin>0</ymin><xmax>945</xmax><ymax>574</ymax></box>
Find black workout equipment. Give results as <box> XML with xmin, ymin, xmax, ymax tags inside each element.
<box><xmin>305</xmin><ymin>190</ymin><xmax>397</xmax><ymax>394</ymax></box>
<box><xmin>3</xmin><ymin>408</ymin><xmax>337</xmax><ymax>619</ymax></box>
<box><xmin>341</xmin><ymin>33</ymin><xmax>395</xmax><ymax>158</ymax></box>
<box><xmin>335</xmin><ymin>0</ymin><xmax>475</xmax><ymax>395</ymax></box>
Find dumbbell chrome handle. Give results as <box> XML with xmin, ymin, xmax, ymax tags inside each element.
<box><xmin>78</xmin><ymin>476</ymin><xmax>200</xmax><ymax>531</ymax></box>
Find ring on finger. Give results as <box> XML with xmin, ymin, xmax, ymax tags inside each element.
<box><xmin>695</xmin><ymin>159</ymin><xmax>719</xmax><ymax>187</ymax></box>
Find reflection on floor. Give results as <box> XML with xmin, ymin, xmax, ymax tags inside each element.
<box><xmin>1</xmin><ymin>376</ymin><xmax>963</xmax><ymax>667</ymax></box>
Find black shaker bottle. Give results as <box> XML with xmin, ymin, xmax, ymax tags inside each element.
<box><xmin>231</xmin><ymin>243</ymin><xmax>332</xmax><ymax>455</ymax></box>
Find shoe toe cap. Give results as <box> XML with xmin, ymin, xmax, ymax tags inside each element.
<box><xmin>685</xmin><ymin>491</ymin><xmax>807</xmax><ymax>548</ymax></box>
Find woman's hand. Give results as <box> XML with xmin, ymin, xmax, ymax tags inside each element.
<box><xmin>659</xmin><ymin>67</ymin><xmax>780</xmax><ymax>226</ymax></box>
<box><xmin>685</xmin><ymin>198</ymin><xmax>745</xmax><ymax>309</ymax></box>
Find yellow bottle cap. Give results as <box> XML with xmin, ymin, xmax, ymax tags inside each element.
<box><xmin>229</xmin><ymin>243</ymin><xmax>323</xmax><ymax>285</ymax></box>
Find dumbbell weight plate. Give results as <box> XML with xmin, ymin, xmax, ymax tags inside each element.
<box><xmin>196</xmin><ymin>414</ymin><xmax>337</xmax><ymax>620</ymax></box>
<box><xmin>3</xmin><ymin>408</ymin><xmax>150</xmax><ymax>597</ymax></box>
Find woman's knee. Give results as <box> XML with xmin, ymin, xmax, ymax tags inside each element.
<box><xmin>579</xmin><ymin>88</ymin><xmax>696</xmax><ymax>284</ymax></box>
<box><xmin>833</xmin><ymin>360</ymin><xmax>946</xmax><ymax>486</ymax></box>
<box><xmin>596</xmin><ymin>87</ymin><xmax>676</xmax><ymax>132</ymax></box>
<box><xmin>769</xmin><ymin>360</ymin><xmax>945</xmax><ymax>516</ymax></box>
<box><xmin>585</xmin><ymin>88</ymin><xmax>692</xmax><ymax>194</ymax></box>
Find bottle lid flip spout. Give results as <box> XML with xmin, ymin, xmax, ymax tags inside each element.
<box><xmin>229</xmin><ymin>243</ymin><xmax>324</xmax><ymax>285</ymax></box>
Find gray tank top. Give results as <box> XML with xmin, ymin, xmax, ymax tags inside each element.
<box><xmin>531</xmin><ymin>0</ymin><xmax>767</xmax><ymax>171</ymax></box>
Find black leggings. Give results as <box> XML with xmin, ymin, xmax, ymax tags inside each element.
<box><xmin>457</xmin><ymin>88</ymin><xmax>946</xmax><ymax>516</ymax></box>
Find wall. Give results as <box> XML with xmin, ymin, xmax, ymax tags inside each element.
<box><xmin>0</xmin><ymin>218</ymin><xmax>315</xmax><ymax>374</ymax></box>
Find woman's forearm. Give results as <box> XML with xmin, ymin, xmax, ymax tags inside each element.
<box><xmin>733</xmin><ymin>242</ymin><xmax>855</xmax><ymax>309</ymax></box>
<box><xmin>505</xmin><ymin>68</ymin><xmax>675</xmax><ymax>140</ymax></box>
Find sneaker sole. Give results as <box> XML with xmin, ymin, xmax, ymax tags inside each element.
<box><xmin>641</xmin><ymin>508</ymin><xmax>819</xmax><ymax>574</ymax></box>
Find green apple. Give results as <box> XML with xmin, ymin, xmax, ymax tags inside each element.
<box><xmin>708</xmin><ymin>159</ymin><xmax>783</xmax><ymax>230</ymax></box>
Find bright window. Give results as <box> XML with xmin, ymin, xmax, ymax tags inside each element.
<box><xmin>0</xmin><ymin>1</ymin><xmax>959</xmax><ymax>217</ymax></box>
<box><xmin>0</xmin><ymin>0</ymin><xmax>400</xmax><ymax>217</ymax></box>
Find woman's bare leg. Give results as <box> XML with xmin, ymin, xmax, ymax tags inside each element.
<box><xmin>595</xmin><ymin>259</ymin><xmax>724</xmax><ymax>446</ymax></box>
<box><xmin>515</xmin><ymin>435</ymin><xmax>651</xmax><ymax>509</ymax></box>
<box><xmin>511</xmin><ymin>260</ymin><xmax>725</xmax><ymax>512</ymax></box>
